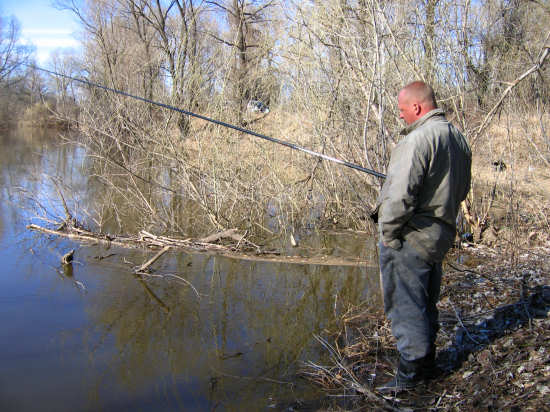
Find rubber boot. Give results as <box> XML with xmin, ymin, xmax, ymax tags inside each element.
<box><xmin>376</xmin><ymin>356</ymin><xmax>425</xmax><ymax>394</ymax></box>
<box><xmin>424</xmin><ymin>349</ymin><xmax>435</xmax><ymax>369</ymax></box>
<box><xmin>423</xmin><ymin>344</ymin><xmax>443</xmax><ymax>380</ymax></box>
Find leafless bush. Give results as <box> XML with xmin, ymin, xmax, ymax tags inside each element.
<box><xmin>43</xmin><ymin>0</ymin><xmax>549</xmax><ymax>245</ymax></box>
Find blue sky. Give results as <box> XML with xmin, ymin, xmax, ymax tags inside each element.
<box><xmin>1</xmin><ymin>0</ymin><xmax>80</xmax><ymax>63</ymax></box>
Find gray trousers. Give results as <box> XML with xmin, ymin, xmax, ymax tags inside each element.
<box><xmin>379</xmin><ymin>240</ymin><xmax>442</xmax><ymax>362</ymax></box>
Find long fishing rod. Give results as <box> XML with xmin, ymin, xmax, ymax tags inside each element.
<box><xmin>33</xmin><ymin>65</ymin><xmax>386</xmax><ymax>179</ymax></box>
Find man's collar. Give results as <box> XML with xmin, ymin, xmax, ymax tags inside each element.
<box><xmin>400</xmin><ymin>108</ymin><xmax>446</xmax><ymax>135</ymax></box>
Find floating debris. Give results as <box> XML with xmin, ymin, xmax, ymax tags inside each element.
<box><xmin>61</xmin><ymin>249</ymin><xmax>74</xmax><ymax>265</ymax></box>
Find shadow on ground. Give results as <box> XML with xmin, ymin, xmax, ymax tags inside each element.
<box><xmin>437</xmin><ymin>285</ymin><xmax>550</xmax><ymax>372</ymax></box>
<box><xmin>281</xmin><ymin>285</ymin><xmax>550</xmax><ymax>411</ymax></box>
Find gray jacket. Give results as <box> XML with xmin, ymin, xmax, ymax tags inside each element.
<box><xmin>375</xmin><ymin>109</ymin><xmax>471</xmax><ymax>262</ymax></box>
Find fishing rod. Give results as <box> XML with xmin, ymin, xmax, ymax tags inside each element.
<box><xmin>32</xmin><ymin>65</ymin><xmax>386</xmax><ymax>179</ymax></box>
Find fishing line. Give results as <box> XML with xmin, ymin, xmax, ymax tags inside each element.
<box><xmin>31</xmin><ymin>65</ymin><xmax>386</xmax><ymax>179</ymax></box>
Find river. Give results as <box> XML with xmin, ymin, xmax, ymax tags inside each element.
<box><xmin>0</xmin><ymin>127</ymin><xmax>381</xmax><ymax>411</ymax></box>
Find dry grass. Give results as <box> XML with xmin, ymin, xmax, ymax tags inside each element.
<box><xmin>19</xmin><ymin>102</ymin><xmax>74</xmax><ymax>129</ymax></box>
<box><xmin>463</xmin><ymin>111</ymin><xmax>550</xmax><ymax>247</ymax></box>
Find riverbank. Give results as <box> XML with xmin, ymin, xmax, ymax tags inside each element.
<box><xmin>25</xmin><ymin>203</ymin><xmax>550</xmax><ymax>410</ymax></box>
<box><xmin>10</xmin><ymin>116</ymin><xmax>550</xmax><ymax>410</ymax></box>
<box><xmin>31</xmin><ymin>212</ymin><xmax>550</xmax><ymax>410</ymax></box>
<box><xmin>301</xmin><ymin>242</ymin><xmax>550</xmax><ymax>411</ymax></box>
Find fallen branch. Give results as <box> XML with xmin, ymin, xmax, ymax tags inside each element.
<box><xmin>27</xmin><ymin>223</ymin><xmax>130</xmax><ymax>247</ymax></box>
<box><xmin>134</xmin><ymin>246</ymin><xmax>171</xmax><ymax>273</ymax></box>
<box><xmin>199</xmin><ymin>228</ymin><xmax>244</xmax><ymax>243</ymax></box>
<box><xmin>61</xmin><ymin>249</ymin><xmax>74</xmax><ymax>265</ymax></box>
<box><xmin>27</xmin><ymin>223</ymin><xmax>370</xmax><ymax>266</ymax></box>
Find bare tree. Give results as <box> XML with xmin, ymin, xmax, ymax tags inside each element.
<box><xmin>50</xmin><ymin>49</ymin><xmax>80</xmax><ymax>121</ymax></box>
<box><xmin>0</xmin><ymin>15</ymin><xmax>33</xmax><ymax>85</ymax></box>
<box><xmin>122</xmin><ymin>0</ymin><xmax>205</xmax><ymax>135</ymax></box>
<box><xmin>206</xmin><ymin>0</ymin><xmax>278</xmax><ymax>125</ymax></box>
<box><xmin>0</xmin><ymin>14</ymin><xmax>35</xmax><ymax>125</ymax></box>
<box><xmin>39</xmin><ymin>0</ymin><xmax>549</xmax><ymax>244</ymax></box>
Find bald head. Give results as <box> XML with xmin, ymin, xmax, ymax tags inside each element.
<box><xmin>398</xmin><ymin>81</ymin><xmax>438</xmax><ymax>125</ymax></box>
<box><xmin>402</xmin><ymin>81</ymin><xmax>437</xmax><ymax>108</ymax></box>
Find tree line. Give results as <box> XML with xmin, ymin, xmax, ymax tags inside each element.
<box><xmin>2</xmin><ymin>0</ymin><xmax>549</xmax><ymax>240</ymax></box>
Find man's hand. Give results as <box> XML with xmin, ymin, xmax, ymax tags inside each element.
<box><xmin>383</xmin><ymin>238</ymin><xmax>403</xmax><ymax>250</ymax></box>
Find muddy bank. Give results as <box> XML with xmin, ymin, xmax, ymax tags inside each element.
<box><xmin>301</xmin><ymin>244</ymin><xmax>550</xmax><ymax>411</ymax></box>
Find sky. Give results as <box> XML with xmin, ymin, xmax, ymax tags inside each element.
<box><xmin>1</xmin><ymin>0</ymin><xmax>80</xmax><ymax>64</ymax></box>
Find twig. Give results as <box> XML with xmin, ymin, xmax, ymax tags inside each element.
<box><xmin>234</xmin><ymin>229</ymin><xmax>247</xmax><ymax>250</ymax></box>
<box><xmin>209</xmin><ymin>367</ymin><xmax>294</xmax><ymax>385</ymax></box>
<box><xmin>51</xmin><ymin>177</ymin><xmax>74</xmax><ymax>223</ymax></box>
<box><xmin>449</xmin><ymin>298</ymin><xmax>481</xmax><ymax>345</ymax></box>
<box><xmin>446</xmin><ymin>261</ymin><xmax>496</xmax><ymax>284</ymax></box>
<box><xmin>311</xmin><ymin>335</ymin><xmax>398</xmax><ymax>410</ymax></box>
<box><xmin>134</xmin><ymin>246</ymin><xmax>171</xmax><ymax>273</ymax></box>
<box><xmin>163</xmin><ymin>273</ymin><xmax>201</xmax><ymax>299</ymax></box>
<box><xmin>435</xmin><ymin>389</ymin><xmax>447</xmax><ymax>409</ymax></box>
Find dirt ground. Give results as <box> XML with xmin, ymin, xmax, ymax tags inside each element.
<box><xmin>300</xmin><ymin>241</ymin><xmax>550</xmax><ymax>411</ymax></box>
<box><xmin>416</xmin><ymin>245</ymin><xmax>549</xmax><ymax>411</ymax></box>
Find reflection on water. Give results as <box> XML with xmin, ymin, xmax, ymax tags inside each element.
<box><xmin>0</xmin><ymin>128</ymin><xmax>381</xmax><ymax>411</ymax></box>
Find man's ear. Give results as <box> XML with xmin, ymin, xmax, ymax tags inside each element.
<box><xmin>413</xmin><ymin>103</ymin><xmax>421</xmax><ymax>115</ymax></box>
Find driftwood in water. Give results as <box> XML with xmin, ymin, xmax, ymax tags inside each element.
<box><xmin>61</xmin><ymin>249</ymin><xmax>74</xmax><ymax>265</ymax></box>
<box><xmin>26</xmin><ymin>223</ymin><xmax>255</xmax><ymax>253</ymax></box>
<box><xmin>199</xmin><ymin>229</ymin><xmax>244</xmax><ymax>243</ymax></box>
<box><xmin>134</xmin><ymin>246</ymin><xmax>171</xmax><ymax>273</ymax></box>
<box><xmin>27</xmin><ymin>223</ymin><xmax>259</xmax><ymax>280</ymax></box>
<box><xmin>26</xmin><ymin>223</ymin><xmax>370</xmax><ymax>267</ymax></box>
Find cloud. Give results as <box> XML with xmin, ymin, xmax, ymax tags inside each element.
<box><xmin>3</xmin><ymin>0</ymin><xmax>81</xmax><ymax>63</ymax></box>
<box><xmin>19</xmin><ymin>28</ymin><xmax>80</xmax><ymax>62</ymax></box>
<box><xmin>31</xmin><ymin>38</ymin><xmax>79</xmax><ymax>48</ymax></box>
<box><xmin>23</xmin><ymin>28</ymin><xmax>74</xmax><ymax>36</ymax></box>
<box><xmin>21</xmin><ymin>28</ymin><xmax>78</xmax><ymax>47</ymax></box>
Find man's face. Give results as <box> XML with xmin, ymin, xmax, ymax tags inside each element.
<box><xmin>397</xmin><ymin>90</ymin><xmax>418</xmax><ymax>125</ymax></box>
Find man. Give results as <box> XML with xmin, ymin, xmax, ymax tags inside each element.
<box><xmin>373</xmin><ymin>81</ymin><xmax>471</xmax><ymax>393</ymax></box>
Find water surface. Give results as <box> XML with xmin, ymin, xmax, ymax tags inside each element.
<box><xmin>0</xmin><ymin>128</ymin><xmax>380</xmax><ymax>411</ymax></box>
